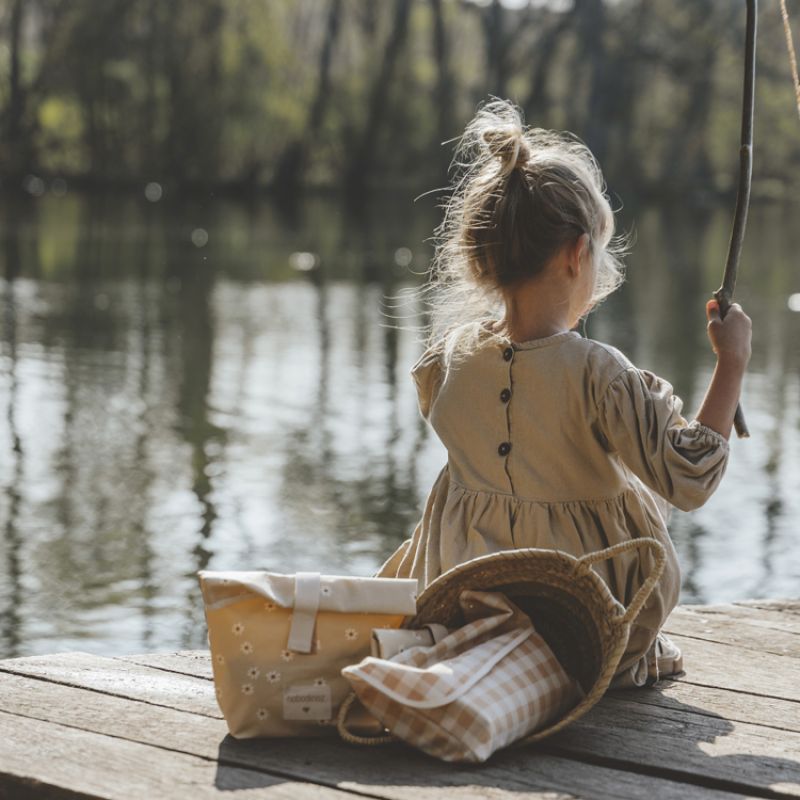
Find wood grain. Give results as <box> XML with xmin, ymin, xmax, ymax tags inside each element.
<box><xmin>1</xmin><ymin>600</ymin><xmax>797</xmax><ymax>800</ymax></box>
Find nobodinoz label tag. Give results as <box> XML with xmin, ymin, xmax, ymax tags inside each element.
<box><xmin>283</xmin><ymin>684</ymin><xmax>332</xmax><ymax>721</ymax></box>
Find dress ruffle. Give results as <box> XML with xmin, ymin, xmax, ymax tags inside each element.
<box><xmin>375</xmin><ymin>463</ymin><xmax>681</xmax><ymax>678</ymax></box>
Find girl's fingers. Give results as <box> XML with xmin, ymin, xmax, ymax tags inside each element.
<box><xmin>706</xmin><ymin>299</ymin><xmax>721</xmax><ymax>322</ymax></box>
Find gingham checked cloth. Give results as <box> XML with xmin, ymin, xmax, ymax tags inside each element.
<box><xmin>341</xmin><ymin>590</ymin><xmax>583</xmax><ymax>762</ymax></box>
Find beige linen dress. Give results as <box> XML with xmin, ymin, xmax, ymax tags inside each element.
<box><xmin>374</xmin><ymin>320</ymin><xmax>730</xmax><ymax>683</ymax></box>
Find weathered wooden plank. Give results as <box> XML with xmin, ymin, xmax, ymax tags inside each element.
<box><xmin>120</xmin><ymin>649</ymin><xmax>800</xmax><ymax>740</ymax></box>
<box><xmin>0</xmin><ymin>669</ymin><xmax>748</xmax><ymax>800</ymax></box>
<box><xmin>664</xmin><ymin>608</ymin><xmax>800</xmax><ymax>657</ymax></box>
<box><xmin>115</xmin><ymin>651</ymin><xmax>213</xmax><ymax>680</ymax></box>
<box><xmin>665</xmin><ymin>634</ymin><xmax>800</xmax><ymax>701</ymax></box>
<box><xmin>547</xmin><ymin>693</ymin><xmax>800</xmax><ymax>796</ymax></box>
<box><xmin>0</xmin><ymin>709</ymin><xmax>358</xmax><ymax>800</ymax></box>
<box><xmin>734</xmin><ymin>600</ymin><xmax>800</xmax><ymax>616</ymax></box>
<box><xmin>676</xmin><ymin>604</ymin><xmax>800</xmax><ymax>635</ymax></box>
<box><xmin>0</xmin><ymin>652</ymin><xmax>221</xmax><ymax>718</ymax></box>
<box><xmin>611</xmin><ymin>680</ymin><xmax>800</xmax><ymax>734</ymax></box>
<box><xmin>117</xmin><ymin>629</ymin><xmax>800</xmax><ymax>707</ymax></box>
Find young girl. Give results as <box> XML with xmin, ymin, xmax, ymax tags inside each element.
<box><xmin>374</xmin><ymin>99</ymin><xmax>752</xmax><ymax>688</ymax></box>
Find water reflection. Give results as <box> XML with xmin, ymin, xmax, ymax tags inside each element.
<box><xmin>0</xmin><ymin>190</ymin><xmax>798</xmax><ymax>658</ymax></box>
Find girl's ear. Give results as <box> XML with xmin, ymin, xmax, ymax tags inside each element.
<box><xmin>577</xmin><ymin>233</ymin><xmax>591</xmax><ymax>270</ymax></box>
<box><xmin>566</xmin><ymin>234</ymin><xmax>590</xmax><ymax>278</ymax></box>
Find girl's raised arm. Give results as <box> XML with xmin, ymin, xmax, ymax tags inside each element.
<box><xmin>694</xmin><ymin>300</ymin><xmax>752</xmax><ymax>440</ymax></box>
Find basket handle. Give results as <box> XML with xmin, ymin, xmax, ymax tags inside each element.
<box><xmin>336</xmin><ymin>692</ymin><xmax>395</xmax><ymax>746</ymax></box>
<box><xmin>577</xmin><ymin>538</ymin><xmax>666</xmax><ymax>627</ymax></box>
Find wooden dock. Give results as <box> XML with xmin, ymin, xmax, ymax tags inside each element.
<box><xmin>1</xmin><ymin>599</ymin><xmax>798</xmax><ymax>799</ymax></box>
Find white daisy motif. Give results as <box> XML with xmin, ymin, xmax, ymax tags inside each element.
<box><xmin>241</xmin><ymin>683</ymin><xmax>254</xmax><ymax>695</ymax></box>
<box><xmin>215</xmin><ymin>653</ymin><xmax>225</xmax><ymax>664</ymax></box>
<box><xmin>256</xmin><ymin>708</ymin><xmax>269</xmax><ymax>720</ymax></box>
<box><xmin>313</xmin><ymin>677</ymin><xmax>327</xmax><ymax>687</ymax></box>
<box><xmin>232</xmin><ymin>622</ymin><xmax>245</xmax><ymax>636</ymax></box>
<box><xmin>280</xmin><ymin>649</ymin><xmax>294</xmax><ymax>662</ymax></box>
<box><xmin>267</xmin><ymin>670</ymin><xmax>281</xmax><ymax>683</ymax></box>
<box><xmin>247</xmin><ymin>666</ymin><xmax>260</xmax><ymax>679</ymax></box>
<box><xmin>345</xmin><ymin>628</ymin><xmax>358</xmax><ymax>641</ymax></box>
<box><xmin>241</xmin><ymin>641</ymin><xmax>253</xmax><ymax>655</ymax></box>
<box><xmin>264</xmin><ymin>602</ymin><xmax>277</xmax><ymax>612</ymax></box>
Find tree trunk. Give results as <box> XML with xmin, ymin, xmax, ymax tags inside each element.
<box><xmin>5</xmin><ymin>0</ymin><xmax>26</xmax><ymax>177</ymax></box>
<box><xmin>345</xmin><ymin>0</ymin><xmax>412</xmax><ymax>199</ymax></box>
<box><xmin>273</xmin><ymin>0</ymin><xmax>343</xmax><ymax>194</ymax></box>
<box><xmin>523</xmin><ymin>10</ymin><xmax>574</xmax><ymax>122</ymax></box>
<box><xmin>483</xmin><ymin>0</ymin><xmax>508</xmax><ymax>97</ymax></box>
<box><xmin>430</xmin><ymin>0</ymin><xmax>454</xmax><ymax>177</ymax></box>
<box><xmin>574</xmin><ymin>0</ymin><xmax>609</xmax><ymax>163</ymax></box>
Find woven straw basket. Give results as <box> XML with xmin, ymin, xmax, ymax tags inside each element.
<box><xmin>407</xmin><ymin>538</ymin><xmax>666</xmax><ymax>746</ymax></box>
<box><xmin>337</xmin><ymin>537</ymin><xmax>665</xmax><ymax>749</ymax></box>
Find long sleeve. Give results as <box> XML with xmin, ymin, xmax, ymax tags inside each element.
<box><xmin>595</xmin><ymin>367</ymin><xmax>730</xmax><ymax>512</ymax></box>
<box><xmin>410</xmin><ymin>343</ymin><xmax>445</xmax><ymax>421</ymax></box>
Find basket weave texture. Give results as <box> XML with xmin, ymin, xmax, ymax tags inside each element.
<box><xmin>403</xmin><ymin>539</ymin><xmax>665</xmax><ymax>745</ymax></box>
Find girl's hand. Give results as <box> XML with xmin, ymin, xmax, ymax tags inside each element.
<box><xmin>705</xmin><ymin>299</ymin><xmax>752</xmax><ymax>369</ymax></box>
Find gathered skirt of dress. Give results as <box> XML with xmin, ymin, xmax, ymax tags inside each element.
<box><xmin>373</xmin><ymin>461</ymin><xmax>682</xmax><ymax>684</ymax></box>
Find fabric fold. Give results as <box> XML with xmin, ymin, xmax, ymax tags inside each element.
<box><xmin>596</xmin><ymin>368</ymin><xmax>730</xmax><ymax>512</ymax></box>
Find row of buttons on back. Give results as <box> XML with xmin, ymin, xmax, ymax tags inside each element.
<box><xmin>499</xmin><ymin>346</ymin><xmax>514</xmax><ymax>457</ymax></box>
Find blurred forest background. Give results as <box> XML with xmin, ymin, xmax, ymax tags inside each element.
<box><xmin>2</xmin><ymin>0</ymin><xmax>799</xmax><ymax>200</ymax></box>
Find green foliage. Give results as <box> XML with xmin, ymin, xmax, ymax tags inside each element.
<box><xmin>1</xmin><ymin>0</ymin><xmax>798</xmax><ymax>197</ymax></box>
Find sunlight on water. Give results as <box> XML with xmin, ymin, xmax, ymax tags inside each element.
<box><xmin>0</xmin><ymin>192</ymin><xmax>798</xmax><ymax>658</ymax></box>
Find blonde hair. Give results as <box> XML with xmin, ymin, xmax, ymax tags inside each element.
<box><xmin>397</xmin><ymin>97</ymin><xmax>628</xmax><ymax>366</ymax></box>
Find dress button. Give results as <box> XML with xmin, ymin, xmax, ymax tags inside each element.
<box><xmin>500</xmin><ymin>388</ymin><xmax>511</xmax><ymax>403</ymax></box>
<box><xmin>498</xmin><ymin>442</ymin><xmax>511</xmax><ymax>456</ymax></box>
<box><xmin>502</xmin><ymin>347</ymin><xmax>514</xmax><ymax>362</ymax></box>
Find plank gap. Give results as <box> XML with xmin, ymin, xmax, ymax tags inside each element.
<box><xmin>112</xmin><ymin>655</ymin><xmax>213</xmax><ymax>682</ymax></box>
<box><xmin>0</xmin><ymin>664</ymin><xmax>220</xmax><ymax>720</ymax></box>
<box><xmin>540</xmin><ymin>743</ymin><xmax>791</xmax><ymax>799</ymax></box>
<box><xmin>611</xmin><ymin>689</ymin><xmax>800</xmax><ymax>734</ymax></box>
<box><xmin>673</xmin><ymin>677</ymin><xmax>800</xmax><ymax>705</ymax></box>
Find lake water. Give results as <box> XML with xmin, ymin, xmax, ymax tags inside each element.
<box><xmin>0</xmin><ymin>190</ymin><xmax>798</xmax><ymax>659</ymax></box>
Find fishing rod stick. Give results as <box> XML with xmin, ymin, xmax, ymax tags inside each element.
<box><xmin>713</xmin><ymin>0</ymin><xmax>756</xmax><ymax>439</ymax></box>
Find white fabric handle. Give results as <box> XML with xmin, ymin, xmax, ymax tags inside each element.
<box><xmin>287</xmin><ymin>572</ymin><xmax>321</xmax><ymax>653</ymax></box>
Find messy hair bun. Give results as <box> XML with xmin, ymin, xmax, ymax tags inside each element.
<box><xmin>481</xmin><ymin>127</ymin><xmax>529</xmax><ymax>176</ymax></box>
<box><xmin>405</xmin><ymin>97</ymin><xmax>627</xmax><ymax>365</ymax></box>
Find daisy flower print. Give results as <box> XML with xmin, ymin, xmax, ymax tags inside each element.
<box><xmin>280</xmin><ymin>649</ymin><xmax>294</xmax><ymax>662</ymax></box>
<box><xmin>247</xmin><ymin>666</ymin><xmax>260</xmax><ymax>680</ymax></box>
<box><xmin>345</xmin><ymin>627</ymin><xmax>358</xmax><ymax>641</ymax></box>
<box><xmin>231</xmin><ymin>622</ymin><xmax>245</xmax><ymax>636</ymax></box>
<box><xmin>256</xmin><ymin>708</ymin><xmax>269</xmax><ymax>721</ymax></box>
<box><xmin>266</xmin><ymin>670</ymin><xmax>281</xmax><ymax>683</ymax></box>
<box><xmin>240</xmin><ymin>641</ymin><xmax>254</xmax><ymax>655</ymax></box>
<box><xmin>241</xmin><ymin>683</ymin><xmax>254</xmax><ymax>695</ymax></box>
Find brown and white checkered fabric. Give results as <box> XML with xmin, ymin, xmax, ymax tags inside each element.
<box><xmin>341</xmin><ymin>591</ymin><xmax>582</xmax><ymax>763</ymax></box>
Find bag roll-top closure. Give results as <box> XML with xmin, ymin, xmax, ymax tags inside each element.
<box><xmin>287</xmin><ymin>572</ymin><xmax>322</xmax><ymax>654</ymax></box>
<box><xmin>197</xmin><ymin>570</ymin><xmax>418</xmax><ymax>615</ymax></box>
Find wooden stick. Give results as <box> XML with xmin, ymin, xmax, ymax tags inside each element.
<box><xmin>780</xmin><ymin>0</ymin><xmax>800</xmax><ymax>121</ymax></box>
<box><xmin>713</xmin><ymin>0</ymin><xmax>757</xmax><ymax>439</ymax></box>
